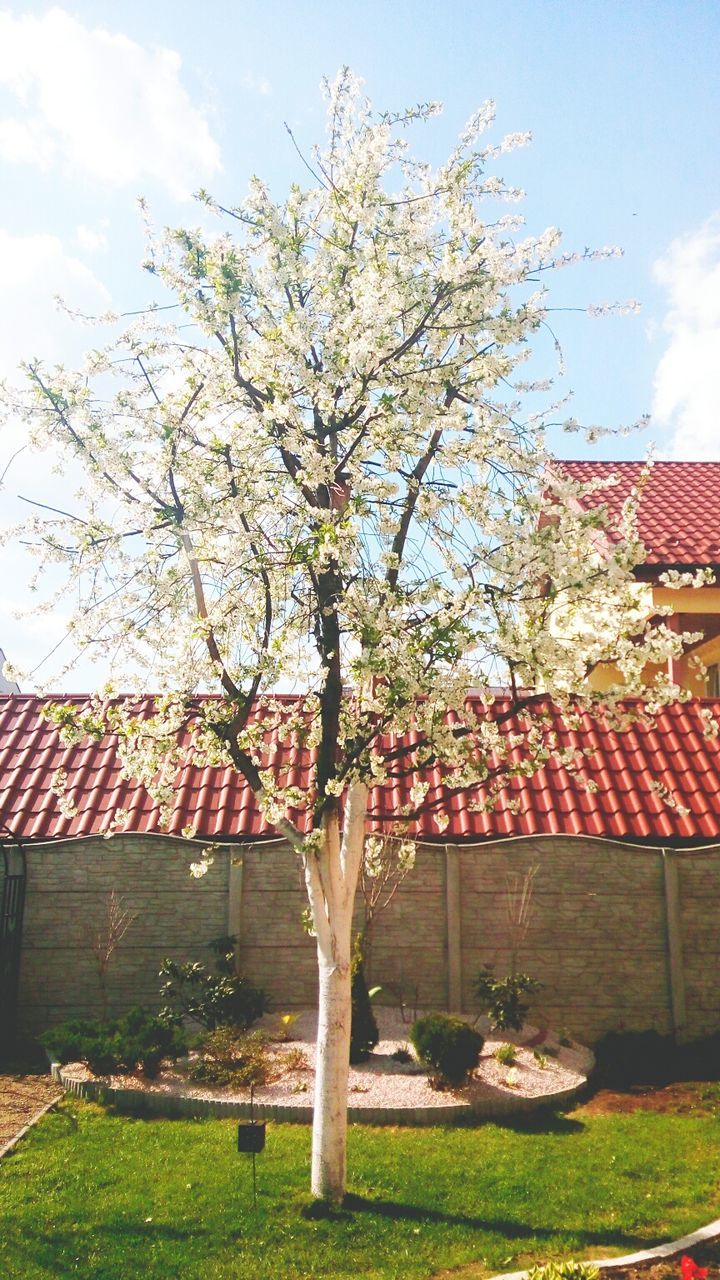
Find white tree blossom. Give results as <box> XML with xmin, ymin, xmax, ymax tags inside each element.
<box><xmin>0</xmin><ymin>70</ymin><xmax>688</xmax><ymax>1204</ymax></box>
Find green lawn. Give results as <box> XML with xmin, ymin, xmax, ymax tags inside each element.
<box><xmin>2</xmin><ymin>1100</ymin><xmax>720</xmax><ymax>1280</ymax></box>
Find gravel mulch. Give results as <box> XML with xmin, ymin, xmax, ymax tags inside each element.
<box><xmin>58</xmin><ymin>1010</ymin><xmax>592</xmax><ymax>1112</ymax></box>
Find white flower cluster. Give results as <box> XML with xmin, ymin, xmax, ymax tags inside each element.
<box><xmin>2</xmin><ymin>69</ymin><xmax>688</xmax><ymax>857</ymax></box>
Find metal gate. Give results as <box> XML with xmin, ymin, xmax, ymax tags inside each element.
<box><xmin>0</xmin><ymin>827</ymin><xmax>26</xmax><ymax>1056</ymax></box>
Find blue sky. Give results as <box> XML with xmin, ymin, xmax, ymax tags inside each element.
<box><xmin>1</xmin><ymin>0</ymin><xmax>719</xmax><ymax>688</ymax></box>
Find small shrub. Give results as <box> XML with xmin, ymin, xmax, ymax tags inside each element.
<box><xmin>494</xmin><ymin>1043</ymin><xmax>517</xmax><ymax>1066</ymax></box>
<box><xmin>40</xmin><ymin>1008</ymin><xmax>187</xmax><ymax>1078</ymax></box>
<box><xmin>527</xmin><ymin>1263</ymin><xmax>599</xmax><ymax>1280</ymax></box>
<box><xmin>594</xmin><ymin>1029</ymin><xmax>720</xmax><ymax>1087</ymax></box>
<box><xmin>593</xmin><ymin>1030</ymin><xmax>678</xmax><ymax>1087</ymax></box>
<box><xmin>159</xmin><ymin>936</ymin><xmax>269</xmax><ymax>1031</ymax></box>
<box><xmin>410</xmin><ymin>1014</ymin><xmax>484</xmax><ymax>1087</ymax></box>
<box><xmin>188</xmin><ymin>1027</ymin><xmax>271</xmax><ymax>1088</ymax></box>
<box><xmin>533</xmin><ymin>1049</ymin><xmax>548</xmax><ymax>1069</ymax></box>
<box><xmin>474</xmin><ymin>966</ymin><xmax>541</xmax><ymax>1032</ymax></box>
<box><xmin>111</xmin><ymin>1007</ymin><xmax>187</xmax><ymax>1078</ymax></box>
<box><xmin>678</xmin><ymin>1032</ymin><xmax>720</xmax><ymax>1081</ymax></box>
<box><xmin>40</xmin><ymin>1019</ymin><xmax>104</xmax><ymax>1066</ymax></box>
<box><xmin>349</xmin><ymin>939</ymin><xmax>379</xmax><ymax>1064</ymax></box>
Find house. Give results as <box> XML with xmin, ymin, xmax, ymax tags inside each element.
<box><xmin>554</xmin><ymin>461</ymin><xmax>720</xmax><ymax>695</ymax></box>
<box><xmin>0</xmin><ymin>650</ymin><xmax>19</xmax><ymax>695</ymax></box>
<box><xmin>2</xmin><ymin>460</ymin><xmax>720</xmax><ymax>1050</ymax></box>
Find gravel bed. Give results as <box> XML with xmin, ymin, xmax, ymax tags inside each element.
<box><xmin>59</xmin><ymin>1010</ymin><xmax>592</xmax><ymax>1112</ymax></box>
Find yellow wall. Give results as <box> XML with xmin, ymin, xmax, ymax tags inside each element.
<box><xmin>587</xmin><ymin>583</ymin><xmax>720</xmax><ymax>696</ymax></box>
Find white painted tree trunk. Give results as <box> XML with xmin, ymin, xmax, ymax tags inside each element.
<box><xmin>311</xmin><ymin>918</ymin><xmax>353</xmax><ymax>1202</ymax></box>
<box><xmin>306</xmin><ymin>780</ymin><xmax>368</xmax><ymax>1204</ymax></box>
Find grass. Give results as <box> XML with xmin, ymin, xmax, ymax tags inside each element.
<box><xmin>2</xmin><ymin>1100</ymin><xmax>720</xmax><ymax>1279</ymax></box>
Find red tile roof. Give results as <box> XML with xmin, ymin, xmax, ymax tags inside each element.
<box><xmin>554</xmin><ymin>461</ymin><xmax>720</xmax><ymax>568</ymax></box>
<box><xmin>2</xmin><ymin>693</ymin><xmax>720</xmax><ymax>848</ymax></box>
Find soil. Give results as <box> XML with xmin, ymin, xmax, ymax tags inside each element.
<box><xmin>0</xmin><ymin>1071</ymin><xmax>62</xmax><ymax>1152</ymax></box>
<box><xmin>597</xmin><ymin>1239</ymin><xmax>720</xmax><ymax>1280</ymax></box>
<box><xmin>576</xmin><ymin>1082</ymin><xmax>720</xmax><ymax>1117</ymax></box>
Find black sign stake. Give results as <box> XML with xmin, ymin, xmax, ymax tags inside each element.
<box><xmin>237</xmin><ymin>1084</ymin><xmax>265</xmax><ymax>1211</ymax></box>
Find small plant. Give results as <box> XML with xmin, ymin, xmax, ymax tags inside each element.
<box><xmin>533</xmin><ymin>1049</ymin><xmax>548</xmax><ymax>1069</ymax></box>
<box><xmin>391</xmin><ymin>1045</ymin><xmax>413</xmax><ymax>1064</ymax></box>
<box><xmin>386</xmin><ymin>975</ymin><xmax>421</xmax><ymax>1025</ymax></box>
<box><xmin>474</xmin><ymin>966</ymin><xmax>542</xmax><ymax>1032</ymax></box>
<box><xmin>494</xmin><ymin>1043</ymin><xmax>517</xmax><ymax>1066</ymax></box>
<box><xmin>283</xmin><ymin>1047</ymin><xmax>309</xmax><ymax>1073</ymax></box>
<box><xmin>188</xmin><ymin>1026</ymin><xmax>271</xmax><ymax>1088</ymax></box>
<box><xmin>159</xmin><ymin>936</ymin><xmax>269</xmax><ymax>1031</ymax></box>
<box><xmin>505</xmin><ymin>1066</ymin><xmax>519</xmax><ymax>1088</ymax></box>
<box><xmin>350</xmin><ymin>936</ymin><xmax>379</xmax><ymax>1064</ymax></box>
<box><xmin>272</xmin><ymin>1012</ymin><xmax>300</xmax><ymax>1041</ymax></box>
<box><xmin>526</xmin><ymin>1264</ymin><xmax>599</xmax><ymax>1280</ymax></box>
<box><xmin>410</xmin><ymin>1014</ymin><xmax>484</xmax><ymax>1088</ymax></box>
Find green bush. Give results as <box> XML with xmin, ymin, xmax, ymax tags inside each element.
<box><xmin>188</xmin><ymin>1027</ymin><xmax>271</xmax><ymax>1088</ymax></box>
<box><xmin>410</xmin><ymin>1014</ymin><xmax>484</xmax><ymax>1087</ymax></box>
<box><xmin>350</xmin><ymin>939</ymin><xmax>379</xmax><ymax>1064</ymax></box>
<box><xmin>41</xmin><ymin>1008</ymin><xmax>187</xmax><ymax>1078</ymax></box>
<box><xmin>594</xmin><ymin>1029</ymin><xmax>720</xmax><ymax>1087</ymax></box>
<box><xmin>678</xmin><ymin>1031</ymin><xmax>720</xmax><ymax>1081</ymax></box>
<box><xmin>474</xmin><ymin>966</ymin><xmax>541</xmax><ymax>1032</ymax></box>
<box><xmin>159</xmin><ymin>936</ymin><xmax>269</xmax><ymax>1031</ymax></box>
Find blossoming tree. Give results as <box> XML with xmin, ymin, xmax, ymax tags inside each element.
<box><xmin>2</xmin><ymin>71</ymin><xmax>687</xmax><ymax>1204</ymax></box>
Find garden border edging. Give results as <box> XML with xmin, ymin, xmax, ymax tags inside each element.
<box><xmin>491</xmin><ymin>1217</ymin><xmax>720</xmax><ymax>1280</ymax></box>
<box><xmin>50</xmin><ymin>1062</ymin><xmax>587</xmax><ymax>1124</ymax></box>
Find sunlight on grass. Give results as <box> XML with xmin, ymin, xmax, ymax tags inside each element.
<box><xmin>1</xmin><ymin>1101</ymin><xmax>720</xmax><ymax>1280</ymax></box>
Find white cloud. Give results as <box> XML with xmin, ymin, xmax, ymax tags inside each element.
<box><xmin>652</xmin><ymin>217</ymin><xmax>720</xmax><ymax>459</ymax></box>
<box><xmin>0</xmin><ymin>8</ymin><xmax>221</xmax><ymax>199</ymax></box>
<box><xmin>240</xmin><ymin>72</ymin><xmax>272</xmax><ymax>97</ymax></box>
<box><xmin>0</xmin><ymin>228</ymin><xmax>110</xmax><ymax>380</ymax></box>
<box><xmin>76</xmin><ymin>224</ymin><xmax>108</xmax><ymax>254</ymax></box>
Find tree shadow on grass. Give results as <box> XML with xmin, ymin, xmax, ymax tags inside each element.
<box><xmin>0</xmin><ymin>1218</ymin><xmax>210</xmax><ymax>1278</ymax></box>
<box><xmin>338</xmin><ymin>1194</ymin><xmax>654</xmax><ymax>1252</ymax></box>
<box><xmin>488</xmin><ymin>1110</ymin><xmax>585</xmax><ymax>1135</ymax></box>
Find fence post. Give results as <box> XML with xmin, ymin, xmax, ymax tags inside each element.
<box><xmin>227</xmin><ymin>849</ymin><xmax>244</xmax><ymax>972</ymax></box>
<box><xmin>445</xmin><ymin>846</ymin><xmax>462</xmax><ymax>1011</ymax></box>
<box><xmin>662</xmin><ymin>848</ymin><xmax>686</xmax><ymax>1036</ymax></box>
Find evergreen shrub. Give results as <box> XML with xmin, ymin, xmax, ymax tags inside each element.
<box><xmin>410</xmin><ymin>1013</ymin><xmax>484</xmax><ymax>1087</ymax></box>
<box><xmin>350</xmin><ymin>939</ymin><xmax>379</xmax><ymax>1064</ymax></box>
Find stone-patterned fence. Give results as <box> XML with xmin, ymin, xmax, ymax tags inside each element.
<box><xmin>17</xmin><ymin>832</ymin><xmax>720</xmax><ymax>1043</ymax></box>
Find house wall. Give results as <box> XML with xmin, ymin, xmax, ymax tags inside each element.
<box><xmin>16</xmin><ymin>832</ymin><xmax>720</xmax><ymax>1044</ymax></box>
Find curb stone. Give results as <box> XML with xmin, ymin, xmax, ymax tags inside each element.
<box><xmin>490</xmin><ymin>1217</ymin><xmax>720</xmax><ymax>1280</ymax></box>
<box><xmin>51</xmin><ymin>1061</ymin><xmax>589</xmax><ymax>1125</ymax></box>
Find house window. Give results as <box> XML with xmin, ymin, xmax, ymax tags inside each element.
<box><xmin>708</xmin><ymin>663</ymin><xmax>720</xmax><ymax>697</ymax></box>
